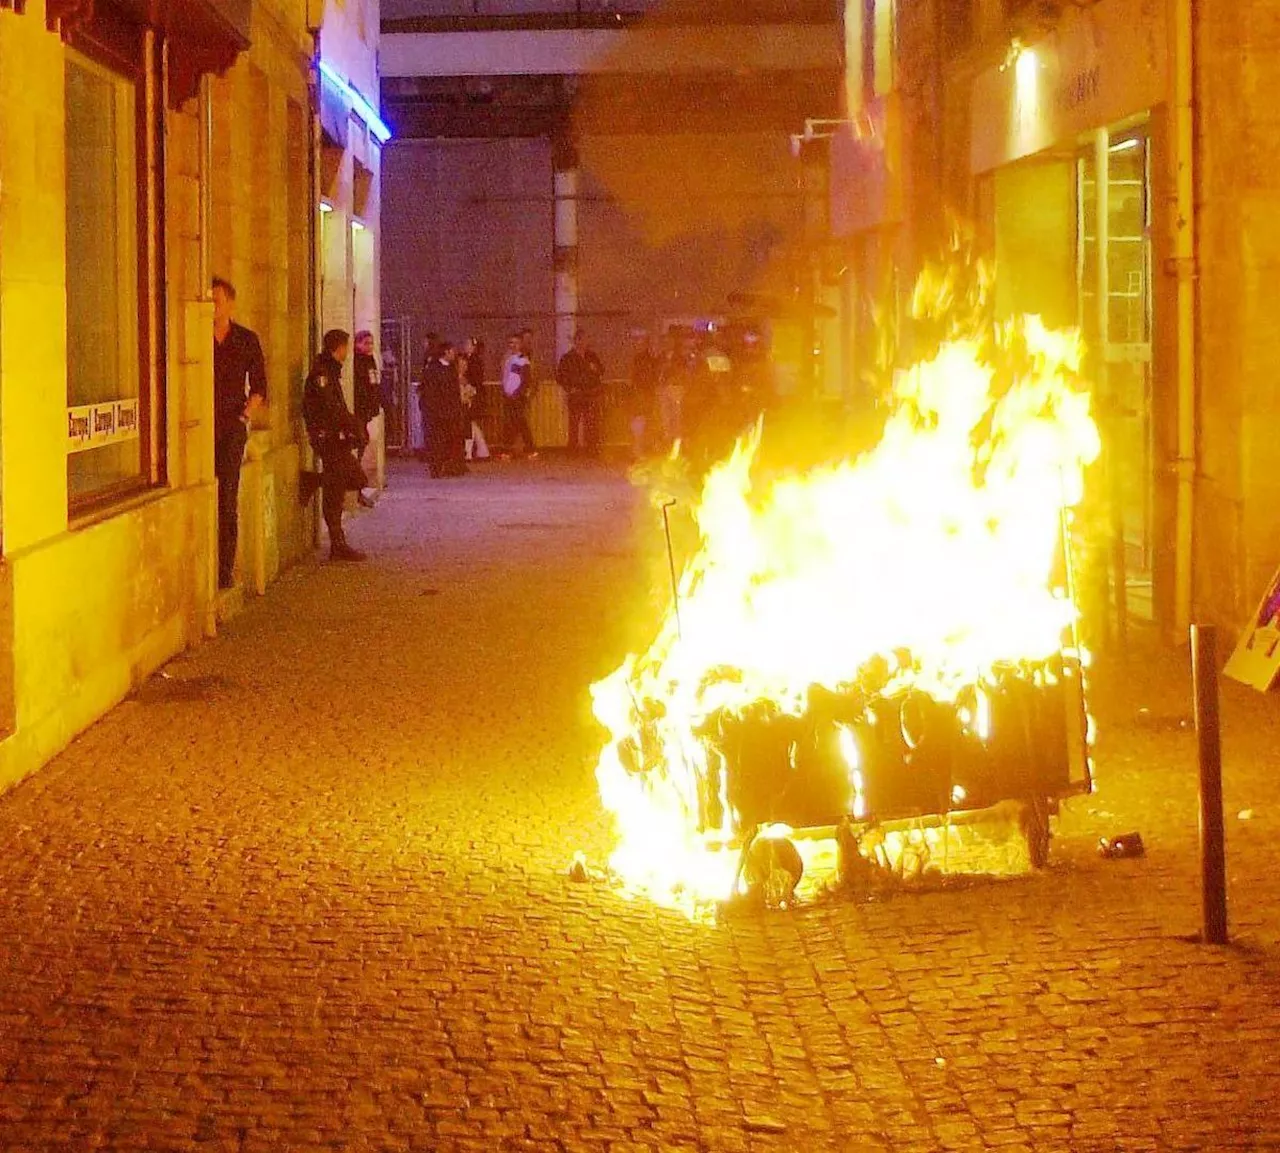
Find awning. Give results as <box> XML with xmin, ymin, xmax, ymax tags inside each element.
<box><xmin>0</xmin><ymin>0</ymin><xmax>252</xmax><ymax>107</ymax></box>
<box><xmin>0</xmin><ymin>0</ymin><xmax>94</xmax><ymax>31</ymax></box>
<box><xmin>162</xmin><ymin>0</ymin><xmax>253</xmax><ymax>107</ymax></box>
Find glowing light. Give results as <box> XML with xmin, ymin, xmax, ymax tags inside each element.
<box><xmin>318</xmin><ymin>200</ymin><xmax>334</xmax><ymax>214</ymax></box>
<box><xmin>351</xmin><ymin>219</ymin><xmax>366</xmax><ymax>232</ymax></box>
<box><xmin>976</xmin><ymin>689</ymin><xmax>992</xmax><ymax>742</ymax></box>
<box><xmin>317</xmin><ymin>60</ymin><xmax>392</xmax><ymax>144</ymax></box>
<box><xmin>1109</xmin><ymin>137</ymin><xmax>1141</xmax><ymax>153</ymax></box>
<box><xmin>591</xmin><ymin>252</ymin><xmax>1101</xmax><ymax>914</ymax></box>
<box><xmin>1015</xmin><ymin>47</ymin><xmax>1039</xmax><ymax>100</ymax></box>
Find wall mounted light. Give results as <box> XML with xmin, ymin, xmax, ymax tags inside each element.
<box><xmin>319</xmin><ymin>200</ymin><xmax>334</xmax><ymax>214</ymax></box>
<box><xmin>351</xmin><ymin>218</ymin><xmax>367</xmax><ymax>232</ymax></box>
<box><xmin>317</xmin><ymin>60</ymin><xmax>392</xmax><ymax>145</ymax></box>
<box><xmin>1109</xmin><ymin>137</ymin><xmax>1142</xmax><ymax>153</ymax></box>
<box><xmin>1015</xmin><ymin>45</ymin><xmax>1039</xmax><ymax>98</ymax></box>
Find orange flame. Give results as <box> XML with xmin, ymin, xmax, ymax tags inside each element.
<box><xmin>593</xmin><ymin>264</ymin><xmax>1101</xmax><ymax>913</ymax></box>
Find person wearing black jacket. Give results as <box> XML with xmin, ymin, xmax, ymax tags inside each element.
<box><xmin>212</xmin><ymin>277</ymin><xmax>268</xmax><ymax>588</ymax></box>
<box><xmin>301</xmin><ymin>330</ymin><xmax>367</xmax><ymax>562</ymax></box>
<box><xmin>557</xmin><ymin>330</ymin><xmax>605</xmax><ymax>457</ymax></box>
<box><xmin>422</xmin><ymin>342</ymin><xmax>467</xmax><ymax>478</ymax></box>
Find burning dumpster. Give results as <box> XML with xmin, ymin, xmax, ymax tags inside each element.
<box><xmin>592</xmin><ymin>268</ymin><xmax>1101</xmax><ymax>914</ymax></box>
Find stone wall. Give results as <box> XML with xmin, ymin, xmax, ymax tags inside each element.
<box><xmin>0</xmin><ymin>0</ymin><xmax>316</xmax><ymax>792</ymax></box>
<box><xmin>1195</xmin><ymin>2</ymin><xmax>1280</xmax><ymax>628</ymax></box>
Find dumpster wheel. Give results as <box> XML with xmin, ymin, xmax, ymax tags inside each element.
<box><xmin>1021</xmin><ymin>795</ymin><xmax>1051</xmax><ymax>869</ymax></box>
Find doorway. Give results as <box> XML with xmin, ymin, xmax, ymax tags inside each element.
<box><xmin>1078</xmin><ymin>127</ymin><xmax>1154</xmax><ymax>622</ymax></box>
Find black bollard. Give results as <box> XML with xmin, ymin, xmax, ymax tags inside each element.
<box><xmin>1191</xmin><ymin>624</ymin><xmax>1228</xmax><ymax>945</ymax></box>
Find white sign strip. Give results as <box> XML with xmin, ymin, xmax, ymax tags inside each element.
<box><xmin>67</xmin><ymin>398</ymin><xmax>141</xmax><ymax>454</ymax></box>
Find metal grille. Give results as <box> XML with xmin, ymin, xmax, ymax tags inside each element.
<box><xmin>380</xmin><ymin>316</ymin><xmax>414</xmax><ymax>453</ymax></box>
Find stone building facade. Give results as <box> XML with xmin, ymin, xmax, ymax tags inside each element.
<box><xmin>832</xmin><ymin>0</ymin><xmax>1276</xmax><ymax>642</ymax></box>
<box><xmin>0</xmin><ymin>0</ymin><xmax>331</xmax><ymax>790</ymax></box>
<box><xmin>314</xmin><ymin>0</ymin><xmax>385</xmax><ymax>484</ymax></box>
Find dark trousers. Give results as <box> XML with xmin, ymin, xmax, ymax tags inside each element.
<box><xmin>319</xmin><ymin>448</ymin><xmax>351</xmax><ymax>546</ymax></box>
<box><xmin>215</xmin><ymin>424</ymin><xmax>248</xmax><ymax>588</ymax></box>
<box><xmin>566</xmin><ymin>390</ymin><xmax>602</xmax><ymax>455</ymax></box>
<box><xmin>503</xmin><ymin>395</ymin><xmax>536</xmax><ymax>454</ymax></box>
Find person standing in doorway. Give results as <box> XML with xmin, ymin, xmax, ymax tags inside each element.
<box><xmin>352</xmin><ymin>330</ymin><xmax>381</xmax><ymax>505</ymax></box>
<box><xmin>302</xmin><ymin>329</ymin><xmax>367</xmax><ymax>562</ymax></box>
<box><xmin>212</xmin><ymin>277</ymin><xmax>267</xmax><ymax>590</ymax></box>
<box><xmin>500</xmin><ymin>332</ymin><xmax>538</xmax><ymax>459</ymax></box>
<box><xmin>558</xmin><ymin>329</ymin><xmax>605</xmax><ymax>458</ymax></box>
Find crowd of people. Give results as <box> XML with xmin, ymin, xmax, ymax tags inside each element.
<box><xmin>624</xmin><ymin>326</ymin><xmax>776</xmax><ymax>465</ymax></box>
<box><xmin>416</xmin><ymin>328</ymin><xmax>541</xmax><ymax>476</ymax></box>
<box><xmin>213</xmin><ymin>276</ymin><xmax>783</xmax><ymax>580</ymax></box>
<box><xmin>409</xmin><ymin>322</ymin><xmax>777</xmax><ymax>474</ymax></box>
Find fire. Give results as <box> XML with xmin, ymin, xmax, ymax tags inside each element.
<box><xmin>592</xmin><ymin>263</ymin><xmax>1101</xmax><ymax>915</ymax></box>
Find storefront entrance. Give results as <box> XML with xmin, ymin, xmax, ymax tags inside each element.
<box><xmin>1078</xmin><ymin>127</ymin><xmax>1154</xmax><ymax>621</ymax></box>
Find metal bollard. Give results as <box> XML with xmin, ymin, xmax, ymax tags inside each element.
<box><xmin>1191</xmin><ymin>624</ymin><xmax>1228</xmax><ymax>945</ymax></box>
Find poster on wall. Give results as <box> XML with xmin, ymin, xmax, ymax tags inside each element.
<box><xmin>1224</xmin><ymin>565</ymin><xmax>1280</xmax><ymax>691</ymax></box>
<box><xmin>66</xmin><ymin>398</ymin><xmax>141</xmax><ymax>454</ymax></box>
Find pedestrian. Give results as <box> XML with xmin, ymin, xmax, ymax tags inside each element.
<box><xmin>212</xmin><ymin>277</ymin><xmax>268</xmax><ymax>590</ymax></box>
<box><xmin>423</xmin><ymin>340</ymin><xmax>467</xmax><ymax>477</ymax></box>
<box><xmin>499</xmin><ymin>332</ymin><xmax>538</xmax><ymax>459</ymax></box>
<box><xmin>557</xmin><ymin>329</ymin><xmax>605</xmax><ymax>457</ymax></box>
<box><xmin>301</xmin><ymin>329</ymin><xmax>367</xmax><ymax>562</ymax></box>
<box><xmin>460</xmin><ymin>336</ymin><xmax>490</xmax><ymax>461</ymax></box>
<box><xmin>352</xmin><ymin>329</ymin><xmax>381</xmax><ymax>505</ymax></box>
<box><xmin>657</xmin><ymin>330</ymin><xmax>688</xmax><ymax>448</ymax></box>
<box><xmin>415</xmin><ymin>332</ymin><xmax>441</xmax><ymax>462</ymax></box>
<box><xmin>627</xmin><ymin>331</ymin><xmax>660</xmax><ymax>459</ymax></box>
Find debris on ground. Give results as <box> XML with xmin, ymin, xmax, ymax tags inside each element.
<box><xmin>1098</xmin><ymin>832</ymin><xmax>1146</xmax><ymax>859</ymax></box>
<box><xmin>567</xmin><ymin>851</ymin><xmax>590</xmax><ymax>882</ymax></box>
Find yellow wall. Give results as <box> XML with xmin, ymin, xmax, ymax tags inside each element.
<box><xmin>316</xmin><ymin>0</ymin><xmax>383</xmax><ymax>469</ymax></box>
<box><xmin>0</xmin><ymin>0</ymin><xmax>316</xmax><ymax>792</ymax></box>
<box><xmin>0</xmin><ymin>9</ymin><xmax>68</xmax><ymax>555</ymax></box>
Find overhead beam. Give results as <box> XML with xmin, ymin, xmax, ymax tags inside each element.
<box><xmin>380</xmin><ymin>24</ymin><xmax>841</xmax><ymax>79</ymax></box>
<box><xmin>384</xmin><ymin>70</ymin><xmax>841</xmax><ymax>139</ymax></box>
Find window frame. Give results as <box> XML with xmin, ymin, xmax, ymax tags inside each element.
<box><xmin>64</xmin><ymin>12</ymin><xmax>165</xmax><ymax>517</ymax></box>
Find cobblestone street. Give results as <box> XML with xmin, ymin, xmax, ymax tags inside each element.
<box><xmin>2</xmin><ymin>459</ymin><xmax>1280</xmax><ymax>1152</ymax></box>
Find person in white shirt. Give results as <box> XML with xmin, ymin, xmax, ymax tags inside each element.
<box><xmin>499</xmin><ymin>332</ymin><xmax>538</xmax><ymax>459</ymax></box>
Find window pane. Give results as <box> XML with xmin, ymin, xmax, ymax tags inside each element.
<box><xmin>65</xmin><ymin>53</ymin><xmax>143</xmax><ymax>504</ymax></box>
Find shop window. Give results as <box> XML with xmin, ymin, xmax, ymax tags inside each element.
<box><xmin>64</xmin><ymin>44</ymin><xmax>153</xmax><ymax>510</ymax></box>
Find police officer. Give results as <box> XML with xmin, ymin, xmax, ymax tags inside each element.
<box><xmin>301</xmin><ymin>329</ymin><xmax>367</xmax><ymax>562</ymax></box>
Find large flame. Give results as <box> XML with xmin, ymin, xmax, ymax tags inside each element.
<box><xmin>592</xmin><ymin>266</ymin><xmax>1102</xmax><ymax>913</ymax></box>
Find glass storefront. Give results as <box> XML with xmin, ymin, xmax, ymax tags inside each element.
<box><xmin>1078</xmin><ymin>128</ymin><xmax>1154</xmax><ymax>621</ymax></box>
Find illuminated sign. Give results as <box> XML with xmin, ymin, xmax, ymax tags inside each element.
<box><xmin>317</xmin><ymin>60</ymin><xmax>391</xmax><ymax>144</ymax></box>
<box><xmin>969</xmin><ymin>0</ymin><xmax>1167</xmax><ymax>173</ymax></box>
<box><xmin>67</xmin><ymin>398</ymin><xmax>141</xmax><ymax>454</ymax></box>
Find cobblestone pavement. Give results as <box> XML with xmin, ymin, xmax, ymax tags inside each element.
<box><xmin>2</xmin><ymin>458</ymin><xmax>1280</xmax><ymax>1153</ymax></box>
